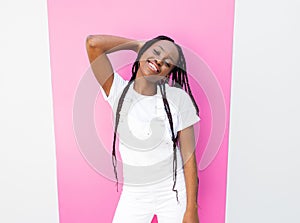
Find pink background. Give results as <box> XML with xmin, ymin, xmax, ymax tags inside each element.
<box><xmin>47</xmin><ymin>0</ymin><xmax>235</xmax><ymax>222</ymax></box>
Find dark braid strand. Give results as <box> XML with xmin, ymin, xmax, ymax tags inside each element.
<box><xmin>158</xmin><ymin>83</ymin><xmax>180</xmax><ymax>203</ymax></box>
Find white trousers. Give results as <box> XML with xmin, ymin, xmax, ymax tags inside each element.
<box><xmin>112</xmin><ymin>172</ymin><xmax>187</xmax><ymax>223</ymax></box>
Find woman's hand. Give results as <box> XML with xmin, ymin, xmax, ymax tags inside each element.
<box><xmin>182</xmin><ymin>208</ymin><xmax>200</xmax><ymax>223</ymax></box>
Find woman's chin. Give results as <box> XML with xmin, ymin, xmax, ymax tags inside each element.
<box><xmin>143</xmin><ymin>74</ymin><xmax>165</xmax><ymax>84</ymax></box>
<box><xmin>139</xmin><ymin>66</ymin><xmax>165</xmax><ymax>83</ymax></box>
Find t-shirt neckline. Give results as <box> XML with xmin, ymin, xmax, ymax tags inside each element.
<box><xmin>131</xmin><ymin>82</ymin><xmax>160</xmax><ymax>98</ymax></box>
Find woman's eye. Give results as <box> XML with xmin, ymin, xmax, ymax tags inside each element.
<box><xmin>153</xmin><ymin>49</ymin><xmax>160</xmax><ymax>55</ymax></box>
<box><xmin>165</xmin><ymin>61</ymin><xmax>171</xmax><ymax>67</ymax></box>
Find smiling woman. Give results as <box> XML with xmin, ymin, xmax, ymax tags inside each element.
<box><xmin>86</xmin><ymin>34</ymin><xmax>201</xmax><ymax>223</ymax></box>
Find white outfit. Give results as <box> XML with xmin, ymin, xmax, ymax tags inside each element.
<box><xmin>99</xmin><ymin>71</ymin><xmax>200</xmax><ymax>222</ymax></box>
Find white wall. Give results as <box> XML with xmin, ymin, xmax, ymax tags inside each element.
<box><xmin>0</xmin><ymin>1</ymin><xmax>59</xmax><ymax>222</ymax></box>
<box><xmin>226</xmin><ymin>0</ymin><xmax>300</xmax><ymax>222</ymax></box>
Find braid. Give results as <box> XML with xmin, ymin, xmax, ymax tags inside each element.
<box><xmin>112</xmin><ymin>81</ymin><xmax>132</xmax><ymax>191</ymax></box>
<box><xmin>172</xmin><ymin>45</ymin><xmax>199</xmax><ymax>116</ymax></box>
<box><xmin>158</xmin><ymin>82</ymin><xmax>179</xmax><ymax>203</ymax></box>
<box><xmin>112</xmin><ymin>61</ymin><xmax>138</xmax><ymax>191</ymax></box>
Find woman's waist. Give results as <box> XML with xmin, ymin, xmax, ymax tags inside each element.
<box><xmin>119</xmin><ymin>143</ymin><xmax>182</xmax><ymax>166</ymax></box>
<box><xmin>122</xmin><ymin>167</ymin><xmax>185</xmax><ymax>192</ymax></box>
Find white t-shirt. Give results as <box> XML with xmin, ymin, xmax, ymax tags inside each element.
<box><xmin>99</xmin><ymin>71</ymin><xmax>200</xmax><ymax>186</ymax></box>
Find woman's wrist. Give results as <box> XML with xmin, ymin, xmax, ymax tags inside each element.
<box><xmin>135</xmin><ymin>40</ymin><xmax>145</xmax><ymax>53</ymax></box>
<box><xmin>87</xmin><ymin>34</ymin><xmax>140</xmax><ymax>54</ymax></box>
<box><xmin>105</xmin><ymin>38</ymin><xmax>139</xmax><ymax>53</ymax></box>
<box><xmin>186</xmin><ymin>202</ymin><xmax>198</xmax><ymax>211</ymax></box>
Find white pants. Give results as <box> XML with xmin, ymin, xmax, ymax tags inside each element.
<box><xmin>112</xmin><ymin>172</ymin><xmax>187</xmax><ymax>223</ymax></box>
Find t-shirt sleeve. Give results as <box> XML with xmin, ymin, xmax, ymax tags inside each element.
<box><xmin>177</xmin><ymin>91</ymin><xmax>201</xmax><ymax>132</ymax></box>
<box><xmin>99</xmin><ymin>71</ymin><xmax>129</xmax><ymax>108</ymax></box>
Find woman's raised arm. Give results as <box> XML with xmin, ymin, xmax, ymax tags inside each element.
<box><xmin>85</xmin><ymin>35</ymin><xmax>142</xmax><ymax>96</ymax></box>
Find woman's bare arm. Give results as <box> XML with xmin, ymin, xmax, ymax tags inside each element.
<box><xmin>178</xmin><ymin>126</ymin><xmax>200</xmax><ymax>223</ymax></box>
<box><xmin>85</xmin><ymin>35</ymin><xmax>142</xmax><ymax>96</ymax></box>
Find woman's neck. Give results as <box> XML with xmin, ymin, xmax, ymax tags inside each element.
<box><xmin>133</xmin><ymin>77</ymin><xmax>157</xmax><ymax>96</ymax></box>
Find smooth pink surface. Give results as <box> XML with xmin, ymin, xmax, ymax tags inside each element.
<box><xmin>47</xmin><ymin>0</ymin><xmax>235</xmax><ymax>222</ymax></box>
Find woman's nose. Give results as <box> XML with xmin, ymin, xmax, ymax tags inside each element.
<box><xmin>155</xmin><ymin>58</ymin><xmax>163</xmax><ymax>66</ymax></box>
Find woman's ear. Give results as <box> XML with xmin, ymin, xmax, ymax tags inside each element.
<box><xmin>164</xmin><ymin>75</ymin><xmax>170</xmax><ymax>84</ymax></box>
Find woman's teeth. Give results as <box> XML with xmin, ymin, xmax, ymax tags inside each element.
<box><xmin>148</xmin><ymin>61</ymin><xmax>158</xmax><ymax>72</ymax></box>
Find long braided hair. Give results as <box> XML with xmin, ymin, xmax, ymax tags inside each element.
<box><xmin>112</xmin><ymin>35</ymin><xmax>199</xmax><ymax>201</ymax></box>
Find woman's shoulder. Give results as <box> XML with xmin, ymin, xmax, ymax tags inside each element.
<box><xmin>165</xmin><ymin>84</ymin><xmax>190</xmax><ymax>100</ymax></box>
<box><xmin>163</xmin><ymin>85</ymin><xmax>193</xmax><ymax>112</ymax></box>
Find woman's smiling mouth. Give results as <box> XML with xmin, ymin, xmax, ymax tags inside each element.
<box><xmin>147</xmin><ymin>60</ymin><xmax>160</xmax><ymax>73</ymax></box>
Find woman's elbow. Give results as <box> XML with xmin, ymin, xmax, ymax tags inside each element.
<box><xmin>86</xmin><ymin>35</ymin><xmax>103</xmax><ymax>49</ymax></box>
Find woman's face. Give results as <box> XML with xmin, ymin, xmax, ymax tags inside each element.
<box><xmin>137</xmin><ymin>40</ymin><xmax>180</xmax><ymax>83</ymax></box>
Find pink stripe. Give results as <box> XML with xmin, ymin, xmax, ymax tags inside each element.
<box><xmin>47</xmin><ymin>0</ymin><xmax>235</xmax><ymax>222</ymax></box>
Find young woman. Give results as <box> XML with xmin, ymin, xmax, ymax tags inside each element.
<box><xmin>86</xmin><ymin>34</ymin><xmax>200</xmax><ymax>223</ymax></box>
